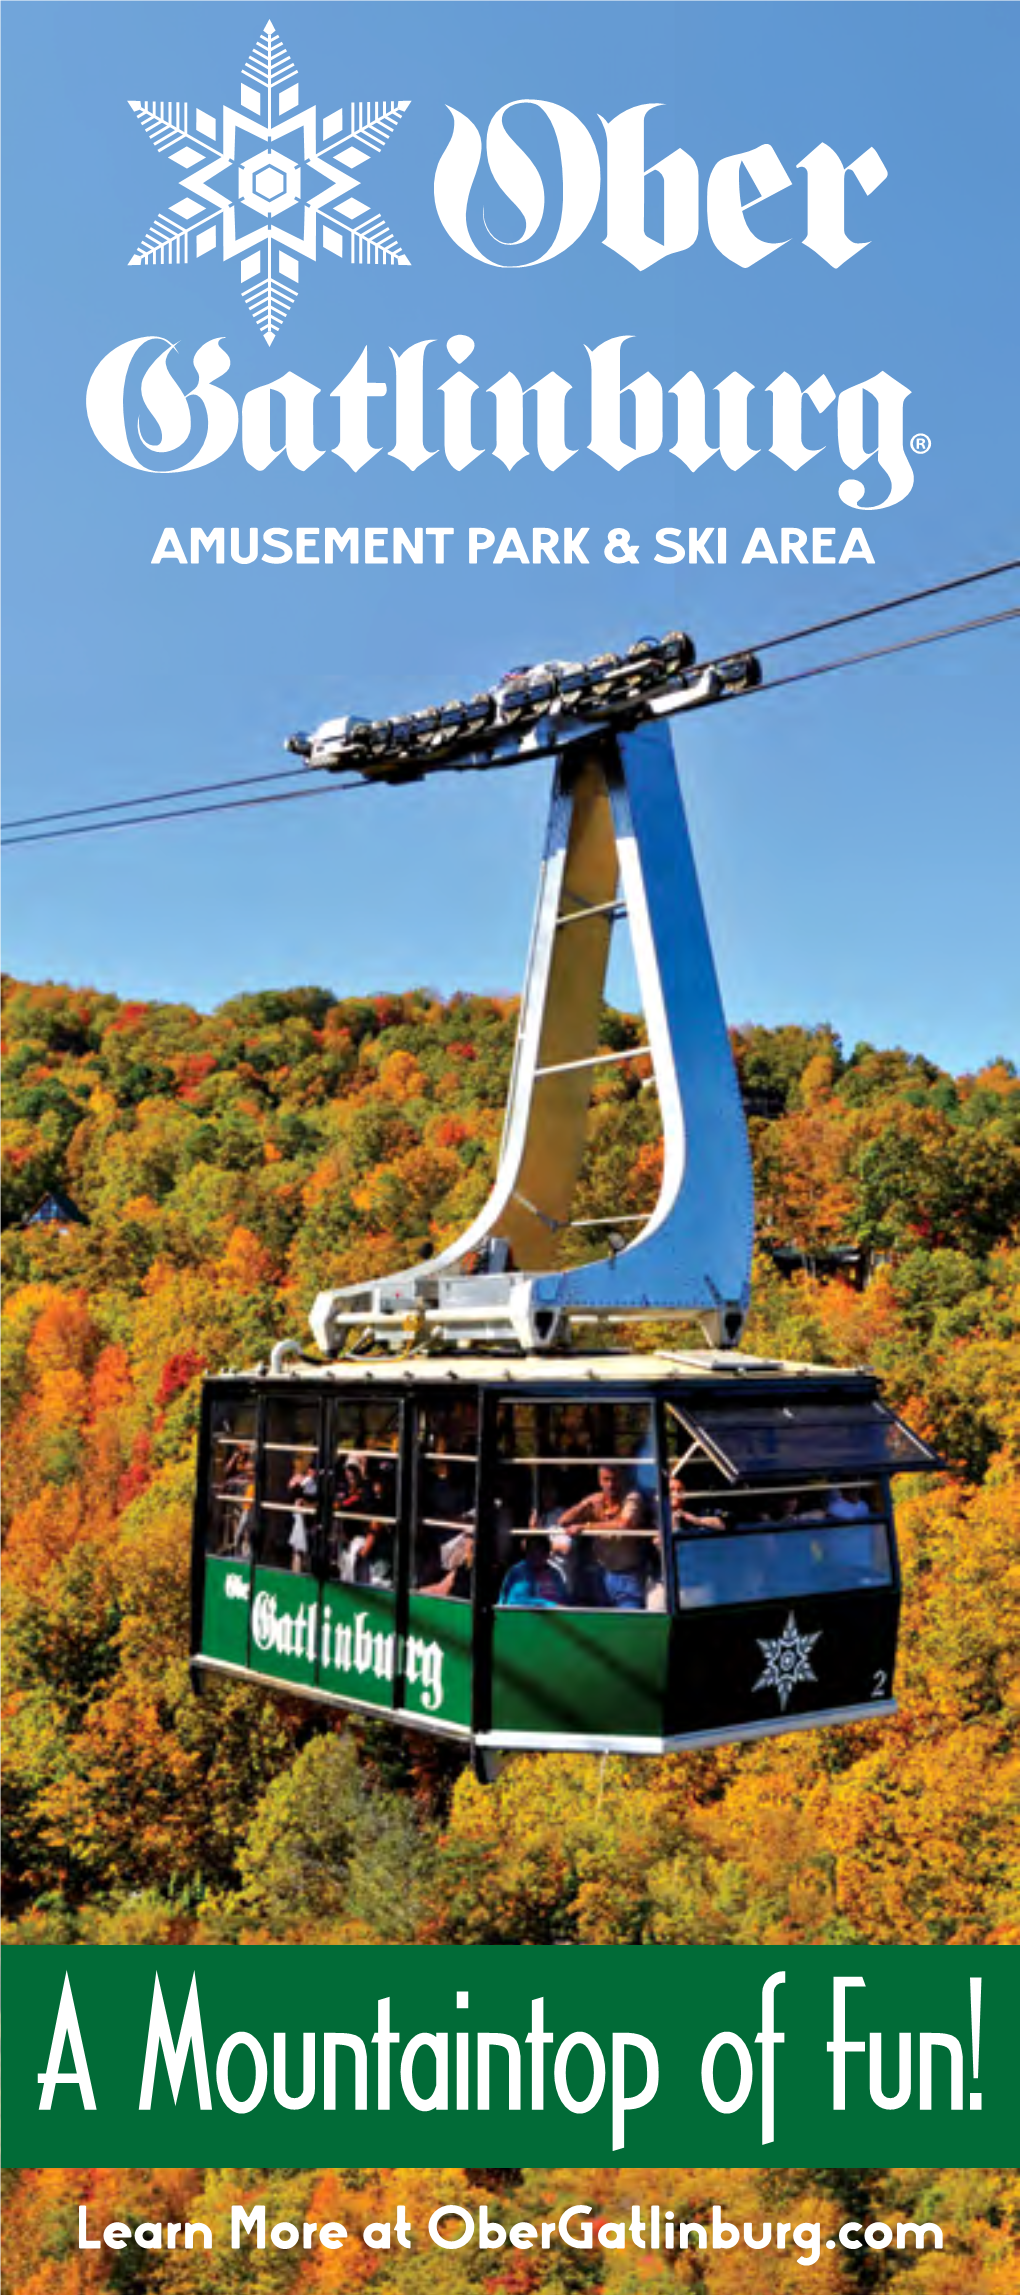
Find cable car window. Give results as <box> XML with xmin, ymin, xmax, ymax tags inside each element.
<box><xmin>412</xmin><ymin>1395</ymin><xmax>478</xmax><ymax>1599</ymax></box>
<box><xmin>663</xmin><ymin>1406</ymin><xmax>733</xmax><ymax>1553</ymax></box>
<box><xmin>206</xmin><ymin>1398</ymin><xmax>256</xmax><ymax>1556</ymax></box>
<box><xmin>667</xmin><ymin>1396</ymin><xmax>940</xmax><ymax>1482</ymax></box>
<box><xmin>493</xmin><ymin>1398</ymin><xmax>662</xmax><ymax>1611</ymax></box>
<box><xmin>328</xmin><ymin>1398</ymin><xmax>399</xmax><ymax>1587</ymax></box>
<box><xmin>676</xmin><ymin>1517</ymin><xmax>892</xmax><ymax>1610</ymax></box>
<box><xmin>259</xmin><ymin>1398</ymin><xmax>320</xmax><ymax>1574</ymax></box>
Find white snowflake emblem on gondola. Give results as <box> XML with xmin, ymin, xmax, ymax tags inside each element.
<box><xmin>752</xmin><ymin>1611</ymin><xmax>822</xmax><ymax>1712</ymax></box>
<box><xmin>127</xmin><ymin>19</ymin><xmax>410</xmax><ymax>344</ymax></box>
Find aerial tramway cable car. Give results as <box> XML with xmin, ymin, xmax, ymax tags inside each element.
<box><xmin>190</xmin><ymin>632</ymin><xmax>941</xmax><ymax>1765</ymax></box>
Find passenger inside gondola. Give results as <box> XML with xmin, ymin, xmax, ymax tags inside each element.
<box><xmin>497</xmin><ymin>1532</ymin><xmax>569</xmax><ymax>1606</ymax></box>
<box><xmin>413</xmin><ymin>1397</ymin><xmax>479</xmax><ymax>1597</ymax></box>
<box><xmin>331</xmin><ymin>1453</ymin><xmax>366</xmax><ymax>1579</ymax></box>
<box><xmin>529</xmin><ymin>1472</ymin><xmax>566</xmax><ymax>1531</ymax></box>
<box><xmin>336</xmin><ymin>1454</ymin><xmax>368</xmax><ymax>1514</ymax></box>
<box><xmin>420</xmin><ymin>1529</ymin><xmax>475</xmax><ymax>1600</ymax></box>
<box><xmin>780</xmin><ymin>1491</ymin><xmax>827</xmax><ymax>1525</ymax></box>
<box><xmin>828</xmin><ymin>1485</ymin><xmax>871</xmax><ymax>1521</ymax></box>
<box><xmin>287</xmin><ymin>1458</ymin><xmax>318</xmax><ymax>1574</ymax></box>
<box><xmin>218</xmin><ymin>1447</ymin><xmax>255</xmax><ymax>1555</ymax></box>
<box><xmin>361</xmin><ymin>1459</ymin><xmax>397</xmax><ymax>1585</ymax></box>
<box><xmin>340</xmin><ymin>1461</ymin><xmax>396</xmax><ymax>1587</ymax></box>
<box><xmin>670</xmin><ymin>1469</ymin><xmax>728</xmax><ymax>1533</ymax></box>
<box><xmin>421</xmin><ymin>1457</ymin><xmax>475</xmax><ymax>1530</ymax></box>
<box><xmin>559</xmin><ymin>1464</ymin><xmax>653</xmax><ymax>1610</ymax></box>
<box><xmin>821</xmin><ymin>1484</ymin><xmax>888</xmax><ymax>1585</ymax></box>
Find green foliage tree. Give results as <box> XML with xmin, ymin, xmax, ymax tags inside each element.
<box><xmin>232</xmin><ymin>1733</ymin><xmax>433</xmax><ymax>1941</ymax></box>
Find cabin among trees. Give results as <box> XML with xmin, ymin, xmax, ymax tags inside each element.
<box><xmin>20</xmin><ymin>1185</ymin><xmax>87</xmax><ymax>1232</ymax></box>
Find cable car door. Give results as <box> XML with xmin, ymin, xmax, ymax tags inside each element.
<box><xmin>234</xmin><ymin>1389</ymin><xmax>402</xmax><ymax>1713</ymax></box>
<box><xmin>196</xmin><ymin>1388</ymin><xmax>259</xmax><ymax>1672</ymax></box>
<box><xmin>246</xmin><ymin>1393</ymin><xmax>326</xmax><ymax>1695</ymax></box>
<box><xmin>315</xmin><ymin>1393</ymin><xmax>402</xmax><ymax>1714</ymax></box>
<box><xmin>403</xmin><ymin>1390</ymin><xmax>478</xmax><ymax>1735</ymax></box>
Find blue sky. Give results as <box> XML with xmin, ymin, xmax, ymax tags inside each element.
<box><xmin>2</xmin><ymin>2</ymin><xmax>1018</xmax><ymax>1072</ymax></box>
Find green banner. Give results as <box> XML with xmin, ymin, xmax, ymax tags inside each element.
<box><xmin>4</xmin><ymin>1944</ymin><xmax>1015</xmax><ymax>2167</ymax></box>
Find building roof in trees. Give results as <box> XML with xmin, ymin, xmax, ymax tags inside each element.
<box><xmin>21</xmin><ymin>1188</ymin><xmax>87</xmax><ymax>1229</ymax></box>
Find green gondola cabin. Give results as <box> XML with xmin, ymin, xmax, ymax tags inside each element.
<box><xmin>191</xmin><ymin>1353</ymin><xmax>938</xmax><ymax>1762</ymax></box>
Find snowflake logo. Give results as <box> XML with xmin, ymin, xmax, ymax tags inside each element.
<box><xmin>128</xmin><ymin>19</ymin><xmax>410</xmax><ymax>345</ymax></box>
<box><xmin>752</xmin><ymin>1611</ymin><xmax>822</xmax><ymax>1712</ymax></box>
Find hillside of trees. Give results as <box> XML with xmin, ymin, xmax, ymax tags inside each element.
<box><xmin>2</xmin><ymin>975</ymin><xmax>1018</xmax><ymax>1957</ymax></box>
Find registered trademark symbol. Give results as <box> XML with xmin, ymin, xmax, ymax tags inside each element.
<box><xmin>910</xmin><ymin>432</ymin><xmax>932</xmax><ymax>453</ymax></box>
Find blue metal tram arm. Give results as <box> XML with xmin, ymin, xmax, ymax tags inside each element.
<box><xmin>308</xmin><ymin>714</ymin><xmax>752</xmax><ymax>1354</ymax></box>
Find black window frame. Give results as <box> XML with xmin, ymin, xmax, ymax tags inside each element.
<box><xmin>325</xmin><ymin>1392</ymin><xmax>402</xmax><ymax>1592</ymax></box>
<box><xmin>410</xmin><ymin>1388</ymin><xmax>481</xmax><ymax>1600</ymax></box>
<box><xmin>203</xmin><ymin>1392</ymin><xmax>259</xmax><ymax>1560</ymax></box>
<box><xmin>664</xmin><ymin>1387</ymin><xmax>942</xmax><ymax>1485</ymax></box>
<box><xmin>254</xmin><ymin>1393</ymin><xmax>325</xmax><ymax>1575</ymax></box>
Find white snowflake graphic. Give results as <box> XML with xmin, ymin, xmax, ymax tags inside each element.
<box><xmin>752</xmin><ymin>1611</ymin><xmax>822</xmax><ymax>1712</ymax></box>
<box><xmin>128</xmin><ymin>19</ymin><xmax>410</xmax><ymax>344</ymax></box>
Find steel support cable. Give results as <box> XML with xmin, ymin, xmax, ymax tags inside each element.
<box><xmin>3</xmin><ymin>762</ymin><xmax>312</xmax><ymax>833</ymax></box>
<box><xmin>735</xmin><ymin>554</ymin><xmax>1020</xmax><ymax>658</ymax></box>
<box><xmin>1</xmin><ymin>774</ymin><xmax>365</xmax><ymax>849</ymax></box>
<box><xmin>4</xmin><ymin>559</ymin><xmax>1018</xmax><ymax>840</ymax></box>
<box><xmin>2</xmin><ymin>599</ymin><xmax>1017</xmax><ymax>850</ymax></box>
<box><xmin>731</xmin><ymin>603</ymin><xmax>1020</xmax><ymax>697</ymax></box>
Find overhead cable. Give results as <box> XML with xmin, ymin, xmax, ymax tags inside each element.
<box><xmin>2</xmin><ymin>775</ymin><xmax>364</xmax><ymax>849</ymax></box>
<box><xmin>742</xmin><ymin>553</ymin><xmax>1020</xmax><ymax>657</ymax></box>
<box><xmin>3</xmin><ymin>574</ymin><xmax>1018</xmax><ymax>851</ymax></box>
<box><xmin>741</xmin><ymin>604</ymin><xmax>1020</xmax><ymax>697</ymax></box>
<box><xmin>2</xmin><ymin>762</ymin><xmax>310</xmax><ymax>833</ymax></box>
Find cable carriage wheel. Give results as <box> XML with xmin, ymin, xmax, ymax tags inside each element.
<box><xmin>189</xmin><ymin>629</ymin><xmax>942</xmax><ymax>1764</ymax></box>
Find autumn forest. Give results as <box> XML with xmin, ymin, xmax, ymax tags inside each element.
<box><xmin>2</xmin><ymin>975</ymin><xmax>1018</xmax><ymax>2288</ymax></box>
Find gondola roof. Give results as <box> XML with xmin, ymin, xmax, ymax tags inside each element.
<box><xmin>215</xmin><ymin>1348</ymin><xmax>879</xmax><ymax>1390</ymax></box>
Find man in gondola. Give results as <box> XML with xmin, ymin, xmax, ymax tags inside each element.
<box><xmin>559</xmin><ymin>1463</ymin><xmax>651</xmax><ymax>1609</ymax></box>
